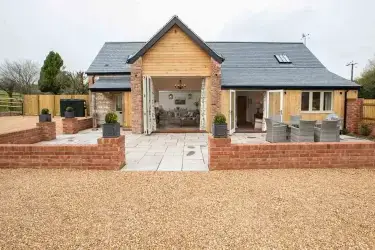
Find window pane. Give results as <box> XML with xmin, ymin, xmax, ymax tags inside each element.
<box><xmin>323</xmin><ymin>92</ymin><xmax>332</xmax><ymax>111</ymax></box>
<box><xmin>301</xmin><ymin>92</ymin><xmax>310</xmax><ymax>111</ymax></box>
<box><xmin>312</xmin><ymin>92</ymin><xmax>321</xmax><ymax>111</ymax></box>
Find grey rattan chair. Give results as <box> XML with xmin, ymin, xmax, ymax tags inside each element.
<box><xmin>291</xmin><ymin>120</ymin><xmax>316</xmax><ymax>142</ymax></box>
<box><xmin>290</xmin><ymin>115</ymin><xmax>302</xmax><ymax>126</ymax></box>
<box><xmin>265</xmin><ymin>118</ymin><xmax>288</xmax><ymax>143</ymax></box>
<box><xmin>314</xmin><ymin>120</ymin><xmax>340</xmax><ymax>142</ymax></box>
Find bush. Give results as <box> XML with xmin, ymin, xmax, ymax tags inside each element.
<box><xmin>41</xmin><ymin>108</ymin><xmax>49</xmax><ymax>115</ymax></box>
<box><xmin>65</xmin><ymin>106</ymin><xmax>74</xmax><ymax>112</ymax></box>
<box><xmin>360</xmin><ymin>123</ymin><xmax>371</xmax><ymax>136</ymax></box>
<box><xmin>213</xmin><ymin>113</ymin><xmax>226</xmax><ymax>124</ymax></box>
<box><xmin>105</xmin><ymin>112</ymin><xmax>118</xmax><ymax>124</ymax></box>
<box><xmin>341</xmin><ymin>128</ymin><xmax>349</xmax><ymax>135</ymax></box>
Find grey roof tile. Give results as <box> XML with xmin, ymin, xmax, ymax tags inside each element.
<box><xmin>89</xmin><ymin>76</ymin><xmax>131</xmax><ymax>91</ymax></box>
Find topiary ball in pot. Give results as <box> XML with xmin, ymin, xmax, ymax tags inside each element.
<box><xmin>39</xmin><ymin>108</ymin><xmax>51</xmax><ymax>122</ymax></box>
<box><xmin>102</xmin><ymin>112</ymin><xmax>120</xmax><ymax>138</ymax></box>
<box><xmin>212</xmin><ymin>113</ymin><xmax>228</xmax><ymax>138</ymax></box>
<box><xmin>64</xmin><ymin>106</ymin><xmax>75</xmax><ymax>118</ymax></box>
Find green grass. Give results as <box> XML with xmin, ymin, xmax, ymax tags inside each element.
<box><xmin>0</xmin><ymin>91</ymin><xmax>23</xmax><ymax>113</ymax></box>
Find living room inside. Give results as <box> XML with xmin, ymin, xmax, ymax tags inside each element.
<box><xmin>153</xmin><ymin>77</ymin><xmax>203</xmax><ymax>132</ymax></box>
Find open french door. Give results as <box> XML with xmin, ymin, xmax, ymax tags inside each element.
<box><xmin>229</xmin><ymin>90</ymin><xmax>236</xmax><ymax>134</ymax></box>
<box><xmin>266</xmin><ymin>90</ymin><xmax>284</xmax><ymax>122</ymax></box>
<box><xmin>143</xmin><ymin>76</ymin><xmax>156</xmax><ymax>135</ymax></box>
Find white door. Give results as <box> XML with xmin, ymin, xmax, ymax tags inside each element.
<box><xmin>266</xmin><ymin>90</ymin><xmax>284</xmax><ymax>122</ymax></box>
<box><xmin>142</xmin><ymin>76</ymin><xmax>155</xmax><ymax>135</ymax></box>
<box><xmin>114</xmin><ymin>94</ymin><xmax>123</xmax><ymax>126</ymax></box>
<box><xmin>229</xmin><ymin>90</ymin><xmax>236</xmax><ymax>134</ymax></box>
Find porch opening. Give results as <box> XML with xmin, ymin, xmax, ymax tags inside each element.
<box><xmin>152</xmin><ymin>77</ymin><xmax>203</xmax><ymax>132</ymax></box>
<box><xmin>235</xmin><ymin>90</ymin><xmax>265</xmax><ymax>133</ymax></box>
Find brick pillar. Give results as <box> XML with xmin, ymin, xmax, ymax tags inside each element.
<box><xmin>62</xmin><ymin>118</ymin><xmax>79</xmax><ymax>134</ymax></box>
<box><xmin>97</xmin><ymin>135</ymin><xmax>126</xmax><ymax>170</ymax></box>
<box><xmin>346</xmin><ymin>98</ymin><xmax>363</xmax><ymax>134</ymax></box>
<box><xmin>131</xmin><ymin>58</ymin><xmax>143</xmax><ymax>134</ymax></box>
<box><xmin>208</xmin><ymin>136</ymin><xmax>231</xmax><ymax>170</ymax></box>
<box><xmin>37</xmin><ymin>121</ymin><xmax>56</xmax><ymax>141</ymax></box>
<box><xmin>211</xmin><ymin>58</ymin><xmax>222</xmax><ymax>124</ymax></box>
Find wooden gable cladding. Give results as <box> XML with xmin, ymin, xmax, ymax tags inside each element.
<box><xmin>142</xmin><ymin>25</ymin><xmax>211</xmax><ymax>77</ymax></box>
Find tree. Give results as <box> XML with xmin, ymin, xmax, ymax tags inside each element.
<box><xmin>63</xmin><ymin>71</ymin><xmax>89</xmax><ymax>94</ymax></box>
<box><xmin>38</xmin><ymin>51</ymin><xmax>64</xmax><ymax>94</ymax></box>
<box><xmin>0</xmin><ymin>60</ymin><xmax>39</xmax><ymax>97</ymax></box>
<box><xmin>357</xmin><ymin>58</ymin><xmax>375</xmax><ymax>99</ymax></box>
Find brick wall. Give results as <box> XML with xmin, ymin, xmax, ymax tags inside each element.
<box><xmin>346</xmin><ymin>98</ymin><xmax>364</xmax><ymax>133</ymax></box>
<box><xmin>0</xmin><ymin>122</ymin><xmax>56</xmax><ymax>144</ymax></box>
<box><xmin>92</xmin><ymin>92</ymin><xmax>115</xmax><ymax>125</ymax></box>
<box><xmin>0</xmin><ymin>135</ymin><xmax>125</xmax><ymax>170</ymax></box>
<box><xmin>131</xmin><ymin>58</ymin><xmax>143</xmax><ymax>134</ymax></box>
<box><xmin>208</xmin><ymin>136</ymin><xmax>375</xmax><ymax>170</ymax></box>
<box><xmin>210</xmin><ymin>58</ymin><xmax>221</xmax><ymax>123</ymax></box>
<box><xmin>62</xmin><ymin>117</ymin><xmax>93</xmax><ymax>134</ymax></box>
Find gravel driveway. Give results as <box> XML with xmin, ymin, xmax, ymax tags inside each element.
<box><xmin>1</xmin><ymin>169</ymin><xmax>375</xmax><ymax>249</ymax></box>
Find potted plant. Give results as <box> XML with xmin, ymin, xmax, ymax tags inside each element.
<box><xmin>65</xmin><ymin>106</ymin><xmax>75</xmax><ymax>118</ymax></box>
<box><xmin>212</xmin><ymin>113</ymin><xmax>227</xmax><ymax>138</ymax></box>
<box><xmin>102</xmin><ymin>112</ymin><xmax>120</xmax><ymax>138</ymax></box>
<box><xmin>39</xmin><ymin>108</ymin><xmax>51</xmax><ymax>122</ymax></box>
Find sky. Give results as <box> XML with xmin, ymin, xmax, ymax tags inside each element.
<box><xmin>0</xmin><ymin>0</ymin><xmax>374</xmax><ymax>79</ymax></box>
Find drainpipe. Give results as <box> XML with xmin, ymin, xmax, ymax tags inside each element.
<box><xmin>343</xmin><ymin>90</ymin><xmax>348</xmax><ymax>130</ymax></box>
<box><xmin>92</xmin><ymin>75</ymin><xmax>98</xmax><ymax>130</ymax></box>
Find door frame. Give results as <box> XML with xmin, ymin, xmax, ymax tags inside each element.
<box><xmin>114</xmin><ymin>93</ymin><xmax>123</xmax><ymax>126</ymax></box>
<box><xmin>229</xmin><ymin>89</ymin><xmax>236</xmax><ymax>134</ymax></box>
<box><xmin>143</xmin><ymin>76</ymin><xmax>154</xmax><ymax>135</ymax></box>
<box><xmin>266</xmin><ymin>89</ymin><xmax>284</xmax><ymax>122</ymax></box>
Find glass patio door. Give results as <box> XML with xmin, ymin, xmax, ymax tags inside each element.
<box><xmin>143</xmin><ymin>76</ymin><xmax>155</xmax><ymax>135</ymax></box>
<box><xmin>266</xmin><ymin>90</ymin><xmax>284</xmax><ymax>122</ymax></box>
<box><xmin>229</xmin><ymin>90</ymin><xmax>236</xmax><ymax>134</ymax></box>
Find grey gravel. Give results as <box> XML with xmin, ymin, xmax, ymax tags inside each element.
<box><xmin>1</xmin><ymin>168</ymin><xmax>375</xmax><ymax>249</ymax></box>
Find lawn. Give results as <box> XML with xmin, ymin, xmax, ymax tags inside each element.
<box><xmin>1</xmin><ymin>169</ymin><xmax>375</xmax><ymax>248</ymax></box>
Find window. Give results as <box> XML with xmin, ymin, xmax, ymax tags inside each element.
<box><xmin>300</xmin><ymin>91</ymin><xmax>333</xmax><ymax>112</ymax></box>
<box><xmin>274</xmin><ymin>54</ymin><xmax>291</xmax><ymax>63</ymax></box>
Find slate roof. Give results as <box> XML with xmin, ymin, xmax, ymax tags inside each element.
<box><xmin>89</xmin><ymin>76</ymin><xmax>130</xmax><ymax>91</ymax></box>
<box><xmin>86</xmin><ymin>41</ymin><xmax>359</xmax><ymax>89</ymax></box>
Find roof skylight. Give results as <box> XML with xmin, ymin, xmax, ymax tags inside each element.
<box><xmin>275</xmin><ymin>54</ymin><xmax>291</xmax><ymax>63</ymax></box>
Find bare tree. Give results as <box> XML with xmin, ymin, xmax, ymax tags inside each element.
<box><xmin>0</xmin><ymin>60</ymin><xmax>39</xmax><ymax>97</ymax></box>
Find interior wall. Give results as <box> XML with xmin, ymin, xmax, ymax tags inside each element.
<box><xmin>236</xmin><ymin>91</ymin><xmax>264</xmax><ymax>124</ymax></box>
<box><xmin>158</xmin><ymin>91</ymin><xmax>200</xmax><ymax>111</ymax></box>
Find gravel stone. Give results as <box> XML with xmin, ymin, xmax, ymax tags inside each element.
<box><xmin>1</xmin><ymin>169</ymin><xmax>375</xmax><ymax>249</ymax></box>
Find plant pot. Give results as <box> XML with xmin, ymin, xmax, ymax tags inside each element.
<box><xmin>39</xmin><ymin>114</ymin><xmax>51</xmax><ymax>122</ymax></box>
<box><xmin>212</xmin><ymin>123</ymin><xmax>228</xmax><ymax>138</ymax></box>
<box><xmin>64</xmin><ymin>111</ymin><xmax>75</xmax><ymax>118</ymax></box>
<box><xmin>102</xmin><ymin>123</ymin><xmax>120</xmax><ymax>138</ymax></box>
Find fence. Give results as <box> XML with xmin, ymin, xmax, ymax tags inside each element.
<box><xmin>23</xmin><ymin>94</ymin><xmax>90</xmax><ymax>116</ymax></box>
<box><xmin>363</xmin><ymin>99</ymin><xmax>375</xmax><ymax>122</ymax></box>
<box><xmin>0</xmin><ymin>98</ymin><xmax>23</xmax><ymax>116</ymax></box>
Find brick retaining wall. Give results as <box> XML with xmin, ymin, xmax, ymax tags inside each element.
<box><xmin>0</xmin><ymin>122</ymin><xmax>56</xmax><ymax>144</ymax></box>
<box><xmin>0</xmin><ymin>135</ymin><xmax>125</xmax><ymax>170</ymax></box>
<box><xmin>62</xmin><ymin>117</ymin><xmax>93</xmax><ymax>134</ymax></box>
<box><xmin>346</xmin><ymin>98</ymin><xmax>364</xmax><ymax>134</ymax></box>
<box><xmin>208</xmin><ymin>136</ymin><xmax>375</xmax><ymax>170</ymax></box>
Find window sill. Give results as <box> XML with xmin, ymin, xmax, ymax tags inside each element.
<box><xmin>300</xmin><ymin>111</ymin><xmax>333</xmax><ymax>114</ymax></box>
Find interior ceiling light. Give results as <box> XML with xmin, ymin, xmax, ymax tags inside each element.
<box><xmin>174</xmin><ymin>79</ymin><xmax>186</xmax><ymax>90</ymax></box>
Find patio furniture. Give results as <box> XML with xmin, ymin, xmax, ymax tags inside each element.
<box><xmin>314</xmin><ymin>120</ymin><xmax>340</xmax><ymax>142</ymax></box>
<box><xmin>265</xmin><ymin>118</ymin><xmax>288</xmax><ymax>143</ymax></box>
<box><xmin>290</xmin><ymin>115</ymin><xmax>302</xmax><ymax>126</ymax></box>
<box><xmin>269</xmin><ymin>115</ymin><xmax>282</xmax><ymax>123</ymax></box>
<box><xmin>290</xmin><ymin>120</ymin><xmax>316</xmax><ymax>142</ymax></box>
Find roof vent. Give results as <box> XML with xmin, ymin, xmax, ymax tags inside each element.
<box><xmin>275</xmin><ymin>54</ymin><xmax>291</xmax><ymax>63</ymax></box>
<box><xmin>104</xmin><ymin>63</ymin><xmax>109</xmax><ymax>67</ymax></box>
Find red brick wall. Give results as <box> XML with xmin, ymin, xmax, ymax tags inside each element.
<box><xmin>0</xmin><ymin>122</ymin><xmax>56</xmax><ymax>144</ymax></box>
<box><xmin>131</xmin><ymin>58</ymin><xmax>143</xmax><ymax>134</ymax></box>
<box><xmin>346</xmin><ymin>98</ymin><xmax>363</xmax><ymax>133</ymax></box>
<box><xmin>62</xmin><ymin>117</ymin><xmax>93</xmax><ymax>134</ymax></box>
<box><xmin>0</xmin><ymin>135</ymin><xmax>125</xmax><ymax>170</ymax></box>
<box><xmin>208</xmin><ymin>136</ymin><xmax>375</xmax><ymax>170</ymax></box>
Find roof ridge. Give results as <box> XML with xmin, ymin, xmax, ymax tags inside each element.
<box><xmin>104</xmin><ymin>41</ymin><xmax>304</xmax><ymax>44</ymax></box>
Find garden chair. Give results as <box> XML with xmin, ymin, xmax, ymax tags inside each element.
<box><xmin>290</xmin><ymin>115</ymin><xmax>302</xmax><ymax>126</ymax></box>
<box><xmin>290</xmin><ymin>120</ymin><xmax>316</xmax><ymax>142</ymax></box>
<box><xmin>265</xmin><ymin>118</ymin><xmax>288</xmax><ymax>143</ymax></box>
<box><xmin>314</xmin><ymin>120</ymin><xmax>340</xmax><ymax>142</ymax></box>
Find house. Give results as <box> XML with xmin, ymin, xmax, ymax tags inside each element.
<box><xmin>86</xmin><ymin>16</ymin><xmax>359</xmax><ymax>134</ymax></box>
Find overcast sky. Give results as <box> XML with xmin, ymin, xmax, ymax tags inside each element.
<box><xmin>1</xmin><ymin>0</ymin><xmax>374</xmax><ymax>79</ymax></box>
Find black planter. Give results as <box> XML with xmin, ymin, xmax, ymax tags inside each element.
<box><xmin>212</xmin><ymin>123</ymin><xmax>228</xmax><ymax>138</ymax></box>
<box><xmin>102</xmin><ymin>123</ymin><xmax>120</xmax><ymax>138</ymax></box>
<box><xmin>64</xmin><ymin>111</ymin><xmax>75</xmax><ymax>118</ymax></box>
<box><xmin>39</xmin><ymin>114</ymin><xmax>51</xmax><ymax>122</ymax></box>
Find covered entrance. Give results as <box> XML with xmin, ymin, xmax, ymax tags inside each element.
<box><xmin>228</xmin><ymin>89</ymin><xmax>284</xmax><ymax>133</ymax></box>
<box><xmin>142</xmin><ymin>76</ymin><xmax>206</xmax><ymax>134</ymax></box>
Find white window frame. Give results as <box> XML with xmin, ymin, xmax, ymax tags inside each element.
<box><xmin>301</xmin><ymin>91</ymin><xmax>333</xmax><ymax>113</ymax></box>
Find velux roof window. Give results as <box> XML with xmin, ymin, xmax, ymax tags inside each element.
<box><xmin>275</xmin><ymin>54</ymin><xmax>291</xmax><ymax>63</ymax></box>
